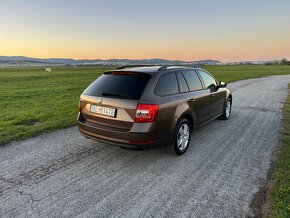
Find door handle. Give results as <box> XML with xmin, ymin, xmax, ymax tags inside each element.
<box><xmin>210</xmin><ymin>93</ymin><xmax>215</xmax><ymax>97</ymax></box>
<box><xmin>188</xmin><ymin>98</ymin><xmax>196</xmax><ymax>102</ymax></box>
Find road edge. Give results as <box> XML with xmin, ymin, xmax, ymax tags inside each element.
<box><xmin>249</xmin><ymin>83</ymin><xmax>290</xmax><ymax>217</ymax></box>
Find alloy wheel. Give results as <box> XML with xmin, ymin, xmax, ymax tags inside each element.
<box><xmin>177</xmin><ymin>123</ymin><xmax>190</xmax><ymax>151</ymax></box>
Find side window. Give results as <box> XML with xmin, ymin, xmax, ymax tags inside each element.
<box><xmin>176</xmin><ymin>72</ymin><xmax>189</xmax><ymax>93</ymax></box>
<box><xmin>181</xmin><ymin>70</ymin><xmax>203</xmax><ymax>91</ymax></box>
<box><xmin>197</xmin><ymin>70</ymin><xmax>217</xmax><ymax>91</ymax></box>
<box><xmin>155</xmin><ymin>73</ymin><xmax>179</xmax><ymax>96</ymax></box>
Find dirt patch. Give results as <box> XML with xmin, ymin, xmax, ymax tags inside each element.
<box><xmin>16</xmin><ymin>119</ymin><xmax>40</xmax><ymax>126</ymax></box>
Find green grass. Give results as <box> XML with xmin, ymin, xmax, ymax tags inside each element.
<box><xmin>1</xmin><ymin>65</ymin><xmax>290</xmax><ymax>145</ymax></box>
<box><xmin>0</xmin><ymin>66</ymin><xmax>113</xmax><ymax>145</ymax></box>
<box><xmin>203</xmin><ymin>65</ymin><xmax>290</xmax><ymax>82</ymax></box>
<box><xmin>268</xmin><ymin>84</ymin><xmax>290</xmax><ymax>217</ymax></box>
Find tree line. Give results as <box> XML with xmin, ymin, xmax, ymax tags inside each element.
<box><xmin>281</xmin><ymin>58</ymin><xmax>290</xmax><ymax>65</ymax></box>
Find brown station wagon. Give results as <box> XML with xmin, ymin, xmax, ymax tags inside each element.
<box><xmin>78</xmin><ymin>65</ymin><xmax>232</xmax><ymax>155</ymax></box>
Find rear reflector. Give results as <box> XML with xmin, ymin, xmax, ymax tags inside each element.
<box><xmin>129</xmin><ymin>139</ymin><xmax>155</xmax><ymax>145</ymax></box>
<box><xmin>135</xmin><ymin>104</ymin><xmax>158</xmax><ymax>123</ymax></box>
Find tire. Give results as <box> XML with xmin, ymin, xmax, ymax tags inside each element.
<box><xmin>166</xmin><ymin>118</ymin><xmax>191</xmax><ymax>155</ymax></box>
<box><xmin>219</xmin><ymin>98</ymin><xmax>232</xmax><ymax>120</ymax></box>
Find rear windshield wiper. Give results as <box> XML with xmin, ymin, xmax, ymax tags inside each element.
<box><xmin>100</xmin><ymin>92</ymin><xmax>132</xmax><ymax>98</ymax></box>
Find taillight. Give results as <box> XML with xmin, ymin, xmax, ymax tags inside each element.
<box><xmin>135</xmin><ymin>104</ymin><xmax>158</xmax><ymax>123</ymax></box>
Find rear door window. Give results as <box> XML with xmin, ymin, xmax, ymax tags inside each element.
<box><xmin>181</xmin><ymin>70</ymin><xmax>203</xmax><ymax>91</ymax></box>
<box><xmin>155</xmin><ymin>72</ymin><xmax>179</xmax><ymax>96</ymax></box>
<box><xmin>176</xmin><ymin>72</ymin><xmax>189</xmax><ymax>93</ymax></box>
<box><xmin>83</xmin><ymin>72</ymin><xmax>151</xmax><ymax>99</ymax></box>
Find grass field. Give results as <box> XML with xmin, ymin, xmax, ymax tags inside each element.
<box><xmin>0</xmin><ymin>66</ymin><xmax>111</xmax><ymax>145</ymax></box>
<box><xmin>268</xmin><ymin>84</ymin><xmax>290</xmax><ymax>217</ymax></box>
<box><xmin>1</xmin><ymin>65</ymin><xmax>290</xmax><ymax>146</ymax></box>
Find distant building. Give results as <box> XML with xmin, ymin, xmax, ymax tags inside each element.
<box><xmin>45</xmin><ymin>68</ymin><xmax>52</xmax><ymax>72</ymax></box>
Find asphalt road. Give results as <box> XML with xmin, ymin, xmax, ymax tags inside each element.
<box><xmin>1</xmin><ymin>75</ymin><xmax>290</xmax><ymax>218</ymax></box>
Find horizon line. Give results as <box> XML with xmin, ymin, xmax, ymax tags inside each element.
<box><xmin>0</xmin><ymin>54</ymin><xmax>288</xmax><ymax>63</ymax></box>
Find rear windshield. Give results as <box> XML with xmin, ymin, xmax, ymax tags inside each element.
<box><xmin>83</xmin><ymin>72</ymin><xmax>151</xmax><ymax>99</ymax></box>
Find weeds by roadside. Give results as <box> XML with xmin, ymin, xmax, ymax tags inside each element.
<box><xmin>267</xmin><ymin>84</ymin><xmax>290</xmax><ymax>217</ymax></box>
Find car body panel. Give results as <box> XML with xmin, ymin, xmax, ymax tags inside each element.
<box><xmin>181</xmin><ymin>89</ymin><xmax>212</xmax><ymax>126</ymax></box>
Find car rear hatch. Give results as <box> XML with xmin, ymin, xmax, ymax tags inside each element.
<box><xmin>79</xmin><ymin>71</ymin><xmax>151</xmax><ymax>132</ymax></box>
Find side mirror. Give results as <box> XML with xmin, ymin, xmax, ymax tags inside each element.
<box><xmin>219</xmin><ymin>81</ymin><xmax>227</xmax><ymax>88</ymax></box>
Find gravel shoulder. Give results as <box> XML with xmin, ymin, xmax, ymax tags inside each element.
<box><xmin>1</xmin><ymin>75</ymin><xmax>290</xmax><ymax>217</ymax></box>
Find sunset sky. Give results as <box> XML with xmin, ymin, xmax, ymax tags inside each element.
<box><xmin>0</xmin><ymin>0</ymin><xmax>289</xmax><ymax>62</ymax></box>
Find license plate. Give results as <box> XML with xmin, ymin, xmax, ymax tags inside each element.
<box><xmin>90</xmin><ymin>105</ymin><xmax>116</xmax><ymax>117</ymax></box>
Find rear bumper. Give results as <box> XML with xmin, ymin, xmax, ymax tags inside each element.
<box><xmin>77</xmin><ymin>118</ymin><xmax>168</xmax><ymax>150</ymax></box>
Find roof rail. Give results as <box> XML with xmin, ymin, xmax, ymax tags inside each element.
<box><xmin>157</xmin><ymin>65</ymin><xmax>199</xmax><ymax>71</ymax></box>
<box><xmin>157</xmin><ymin>66</ymin><xmax>168</xmax><ymax>71</ymax></box>
<box><xmin>116</xmin><ymin>64</ymin><xmax>199</xmax><ymax>71</ymax></box>
<box><xmin>116</xmin><ymin>65</ymin><xmax>160</xmax><ymax>70</ymax></box>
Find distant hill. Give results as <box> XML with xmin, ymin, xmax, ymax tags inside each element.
<box><xmin>0</xmin><ymin>56</ymin><xmax>223</xmax><ymax>66</ymax></box>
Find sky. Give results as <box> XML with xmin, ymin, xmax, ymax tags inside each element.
<box><xmin>0</xmin><ymin>0</ymin><xmax>289</xmax><ymax>62</ymax></box>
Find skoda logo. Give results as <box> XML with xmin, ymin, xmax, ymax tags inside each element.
<box><xmin>97</xmin><ymin>98</ymin><xmax>103</xmax><ymax>104</ymax></box>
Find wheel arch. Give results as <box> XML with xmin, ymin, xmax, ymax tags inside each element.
<box><xmin>179</xmin><ymin>112</ymin><xmax>195</xmax><ymax>132</ymax></box>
